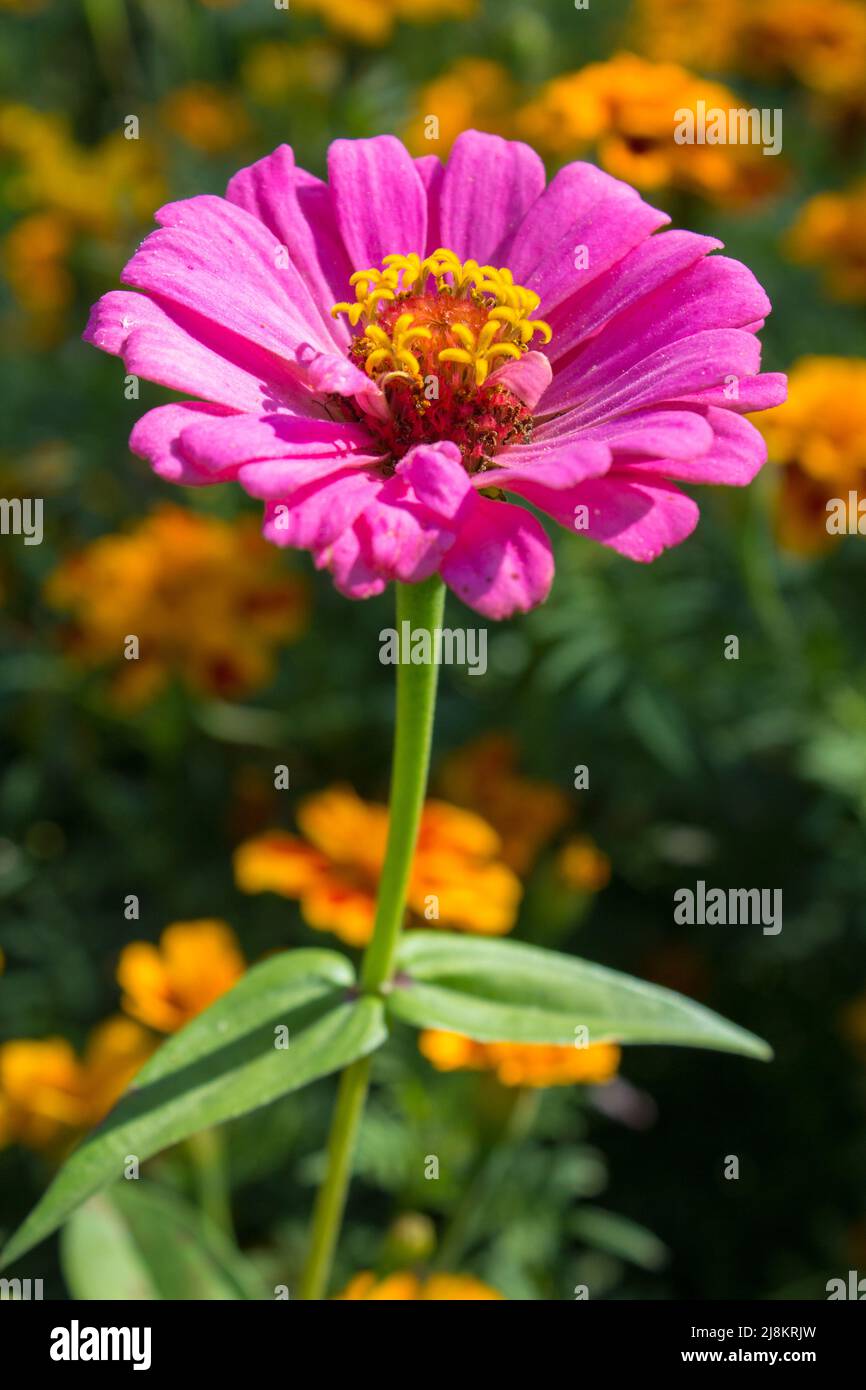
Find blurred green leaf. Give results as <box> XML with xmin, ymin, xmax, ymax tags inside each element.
<box><xmin>1</xmin><ymin>949</ymin><xmax>387</xmax><ymax>1268</ymax></box>
<box><xmin>569</xmin><ymin>1206</ymin><xmax>668</xmax><ymax>1272</ymax></box>
<box><xmin>61</xmin><ymin>1181</ymin><xmax>269</xmax><ymax>1300</ymax></box>
<box><xmin>390</xmin><ymin>932</ymin><xmax>771</xmax><ymax>1059</ymax></box>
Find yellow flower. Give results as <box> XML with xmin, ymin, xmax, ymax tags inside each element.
<box><xmin>404</xmin><ymin>58</ymin><xmax>517</xmax><ymax>157</ymax></box>
<box><xmin>240</xmin><ymin>41</ymin><xmax>342</xmax><ymax>106</ymax></box>
<box><xmin>234</xmin><ymin>786</ymin><xmax>522</xmax><ymax>947</ymax></box>
<box><xmin>751</xmin><ymin>357</ymin><xmax>866</xmax><ymax>554</ymax></box>
<box><xmin>631</xmin><ymin>0</ymin><xmax>740</xmax><ymax>72</ymax></box>
<box><xmin>45</xmin><ymin>504</ymin><xmax>308</xmax><ymax>708</ymax></box>
<box><xmin>0</xmin><ymin>1018</ymin><xmax>154</xmax><ymax>1152</ymax></box>
<box><xmin>419</xmin><ymin>1030</ymin><xmax>621</xmax><ymax>1088</ymax></box>
<box><xmin>159</xmin><ymin>83</ymin><xmax>252</xmax><ymax>155</ymax></box>
<box><xmin>634</xmin><ymin>0</ymin><xmax>866</xmax><ymax>101</ymax></box>
<box><xmin>291</xmin><ymin>0</ymin><xmax>476</xmax><ymax>45</ymax></box>
<box><xmin>2</xmin><ymin>210</ymin><xmax>73</xmax><ymax>345</ymax></box>
<box><xmin>516</xmin><ymin>53</ymin><xmax>784</xmax><ymax>206</ymax></box>
<box><xmin>337</xmin><ymin>1270</ymin><xmax>502</xmax><ymax>1299</ymax></box>
<box><xmin>117</xmin><ymin>920</ymin><xmax>246</xmax><ymax>1034</ymax></box>
<box><xmin>786</xmin><ymin>180</ymin><xmax>866</xmax><ymax>304</ymax></box>
<box><xmin>556</xmin><ymin>835</ymin><xmax>612</xmax><ymax>894</ymax></box>
<box><xmin>0</xmin><ymin>104</ymin><xmax>164</xmax><ymax>237</ymax></box>
<box><xmin>0</xmin><ymin>103</ymin><xmax>163</xmax><ymax>336</ymax></box>
<box><xmin>437</xmin><ymin>733</ymin><xmax>570</xmax><ymax>874</ymax></box>
<box><xmin>737</xmin><ymin>0</ymin><xmax>866</xmax><ymax>99</ymax></box>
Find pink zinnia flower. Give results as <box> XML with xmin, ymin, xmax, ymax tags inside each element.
<box><xmin>85</xmin><ymin>132</ymin><xmax>786</xmax><ymax>619</ymax></box>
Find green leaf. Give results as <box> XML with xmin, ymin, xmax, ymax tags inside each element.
<box><xmin>61</xmin><ymin>1182</ymin><xmax>270</xmax><ymax>1300</ymax></box>
<box><xmin>390</xmin><ymin>932</ymin><xmax>771</xmax><ymax>1060</ymax></box>
<box><xmin>1</xmin><ymin>948</ymin><xmax>387</xmax><ymax>1269</ymax></box>
<box><xmin>569</xmin><ymin>1206</ymin><xmax>668</xmax><ymax>1272</ymax></box>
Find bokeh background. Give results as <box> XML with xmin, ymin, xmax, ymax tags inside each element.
<box><xmin>2</xmin><ymin>0</ymin><xmax>866</xmax><ymax>1301</ymax></box>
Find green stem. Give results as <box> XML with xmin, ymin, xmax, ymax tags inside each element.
<box><xmin>187</xmin><ymin>1126</ymin><xmax>234</xmax><ymax>1239</ymax></box>
<box><xmin>299</xmin><ymin>575</ymin><xmax>446</xmax><ymax>1300</ymax></box>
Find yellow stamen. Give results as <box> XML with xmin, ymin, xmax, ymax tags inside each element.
<box><xmin>332</xmin><ymin>248</ymin><xmax>552</xmax><ymax>386</ymax></box>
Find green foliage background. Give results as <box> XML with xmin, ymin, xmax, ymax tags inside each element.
<box><xmin>1</xmin><ymin>0</ymin><xmax>865</xmax><ymax>1299</ymax></box>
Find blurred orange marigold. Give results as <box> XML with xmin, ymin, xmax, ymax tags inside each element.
<box><xmin>0</xmin><ymin>1018</ymin><xmax>154</xmax><ymax>1152</ymax></box>
<box><xmin>634</xmin><ymin>0</ymin><xmax>866</xmax><ymax>101</ymax></box>
<box><xmin>45</xmin><ymin>504</ymin><xmax>308</xmax><ymax>707</ymax></box>
<box><xmin>117</xmin><ymin>919</ymin><xmax>246</xmax><ymax>1034</ymax></box>
<box><xmin>337</xmin><ymin>1270</ymin><xmax>502</xmax><ymax>1299</ymax></box>
<box><xmin>291</xmin><ymin>0</ymin><xmax>476</xmax><ymax>46</ymax></box>
<box><xmin>751</xmin><ymin>357</ymin><xmax>866</xmax><ymax>555</ymax></box>
<box><xmin>786</xmin><ymin>180</ymin><xmax>866</xmax><ymax>304</ymax></box>
<box><xmin>419</xmin><ymin>1030</ymin><xmax>621</xmax><ymax>1088</ymax></box>
<box><xmin>234</xmin><ymin>786</ymin><xmax>522</xmax><ymax>947</ymax></box>
<box><xmin>516</xmin><ymin>53</ymin><xmax>784</xmax><ymax>206</ymax></box>
<box><xmin>437</xmin><ymin>733</ymin><xmax>571</xmax><ymax>874</ymax></box>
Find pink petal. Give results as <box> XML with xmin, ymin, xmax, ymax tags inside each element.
<box><xmin>438</xmin><ymin>131</ymin><xmax>546</xmax><ymax>264</ymax></box>
<box><xmin>122</xmin><ymin>195</ymin><xmax>334</xmax><ymax>368</ymax></box>
<box><xmin>328</xmin><ymin>136</ymin><xmax>427</xmax><ymax>269</ymax></box>
<box><xmin>239</xmin><ymin>456</ymin><xmax>381</xmax><ymax>499</ymax></box>
<box><xmin>536</xmin><ymin>472</ymin><xmax>700</xmax><ymax>562</ymax></box>
<box><xmin>262</xmin><ymin>469</ymin><xmax>381</xmax><ymax>550</ymax></box>
<box><xmin>129</xmin><ymin>402</ymin><xmax>236</xmax><ymax>484</ymax></box>
<box><xmin>680</xmin><ymin>372</ymin><xmax>788</xmax><ymax>414</ymax></box>
<box><xmin>545</xmin><ymin>330</ymin><xmax>763</xmax><ymax>428</ymax></box>
<box><xmin>618</xmin><ymin>409</ymin><xmax>768</xmax><ymax>486</ymax></box>
<box><xmin>291</xmin><ymin>342</ymin><xmax>388</xmax><ymax>418</ymax></box>
<box><xmin>440</xmin><ymin>496</ymin><xmax>554</xmax><ymax>619</ymax></box>
<box><xmin>395</xmin><ymin>441</ymin><xmax>472</xmax><ymax>520</ymax></box>
<box><xmin>537</xmin><ymin>408</ymin><xmax>715</xmax><ymax>460</ymax></box>
<box><xmin>358</xmin><ymin>480</ymin><xmax>457</xmax><ymax>584</ymax></box>
<box><xmin>545</xmin><ymin>254</ymin><xmax>771</xmax><ymax>414</ymax></box>
<box><xmin>315</xmin><ymin>523</ymin><xmax>387</xmax><ymax>601</ymax></box>
<box><xmin>226</xmin><ymin>144</ymin><xmax>353</xmax><ymax>347</ymax></box>
<box><xmin>480</xmin><ymin>439</ymin><xmax>613</xmax><ymax>490</ymax></box>
<box><xmin>503</xmin><ymin>164</ymin><xmax>669</xmax><ymax>319</ymax></box>
<box><xmin>83</xmin><ymin>291</ymin><xmax>311</xmax><ymax>414</ymax></box>
<box><xmin>542</xmin><ymin>229</ymin><xmax>722</xmax><ymax>365</ymax></box>
<box><xmin>177</xmin><ymin>412</ymin><xmax>379</xmax><ymax>476</ymax></box>
<box><xmin>487</xmin><ymin>352</ymin><xmax>553</xmax><ymax>410</ymax></box>
<box><xmin>415</xmin><ymin>155</ymin><xmax>444</xmax><ymax>253</ymax></box>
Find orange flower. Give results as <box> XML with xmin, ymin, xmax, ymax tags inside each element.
<box><xmin>0</xmin><ymin>1018</ymin><xmax>154</xmax><ymax>1152</ymax></box>
<box><xmin>516</xmin><ymin>53</ymin><xmax>784</xmax><ymax>206</ymax></box>
<box><xmin>786</xmin><ymin>180</ymin><xmax>866</xmax><ymax>304</ymax></box>
<box><xmin>117</xmin><ymin>920</ymin><xmax>246</xmax><ymax>1034</ymax></box>
<box><xmin>737</xmin><ymin>0</ymin><xmax>866</xmax><ymax>99</ymax></box>
<box><xmin>419</xmin><ymin>1030</ymin><xmax>621</xmax><ymax>1088</ymax></box>
<box><xmin>45</xmin><ymin>504</ymin><xmax>308</xmax><ymax>708</ymax></box>
<box><xmin>234</xmin><ymin>785</ymin><xmax>522</xmax><ymax>947</ymax></box>
<box><xmin>634</xmin><ymin>0</ymin><xmax>866</xmax><ymax>102</ymax></box>
<box><xmin>404</xmin><ymin>59</ymin><xmax>517</xmax><ymax>157</ymax></box>
<box><xmin>240</xmin><ymin>41</ymin><xmax>342</xmax><ymax>106</ymax></box>
<box><xmin>159</xmin><ymin>83</ymin><xmax>252</xmax><ymax>155</ymax></box>
<box><xmin>437</xmin><ymin>734</ymin><xmax>570</xmax><ymax>874</ymax></box>
<box><xmin>290</xmin><ymin>0</ymin><xmax>477</xmax><ymax>45</ymax></box>
<box><xmin>337</xmin><ymin>1270</ymin><xmax>502</xmax><ymax>1299</ymax></box>
<box><xmin>631</xmin><ymin>0</ymin><xmax>739</xmax><ymax>72</ymax></box>
<box><xmin>751</xmin><ymin>357</ymin><xmax>866</xmax><ymax>554</ymax></box>
<box><xmin>556</xmin><ymin>836</ymin><xmax>612</xmax><ymax>894</ymax></box>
